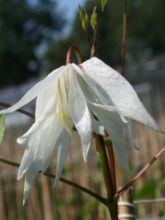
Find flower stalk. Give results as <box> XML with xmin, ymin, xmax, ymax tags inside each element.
<box><xmin>95</xmin><ymin>134</ymin><xmax>118</xmax><ymax>219</ymax></box>
<box><xmin>121</xmin><ymin>0</ymin><xmax>128</xmax><ymax>76</ymax></box>
<box><xmin>66</xmin><ymin>47</ymin><xmax>83</xmax><ymax>64</ymax></box>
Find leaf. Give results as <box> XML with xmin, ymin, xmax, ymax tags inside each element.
<box><xmin>0</xmin><ymin>115</ymin><xmax>5</xmax><ymax>144</ymax></box>
<box><xmin>101</xmin><ymin>0</ymin><xmax>107</xmax><ymax>12</ymax></box>
<box><xmin>78</xmin><ymin>6</ymin><xmax>88</xmax><ymax>30</ymax></box>
<box><xmin>90</xmin><ymin>7</ymin><xmax>97</xmax><ymax>30</ymax></box>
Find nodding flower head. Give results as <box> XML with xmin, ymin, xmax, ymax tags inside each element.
<box><xmin>0</xmin><ymin>57</ymin><xmax>163</xmax><ymax>204</ymax></box>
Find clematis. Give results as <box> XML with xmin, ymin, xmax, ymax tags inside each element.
<box><xmin>0</xmin><ymin>57</ymin><xmax>163</xmax><ymax>203</ymax></box>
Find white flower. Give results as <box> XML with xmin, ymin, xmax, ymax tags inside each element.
<box><xmin>0</xmin><ymin>57</ymin><xmax>162</xmax><ymax>203</ymax></box>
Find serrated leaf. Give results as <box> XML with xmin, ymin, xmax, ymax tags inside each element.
<box><xmin>78</xmin><ymin>6</ymin><xmax>88</xmax><ymax>30</ymax></box>
<box><xmin>101</xmin><ymin>0</ymin><xmax>107</xmax><ymax>12</ymax></box>
<box><xmin>90</xmin><ymin>7</ymin><xmax>97</xmax><ymax>30</ymax></box>
<box><xmin>0</xmin><ymin>115</ymin><xmax>5</xmax><ymax>144</ymax></box>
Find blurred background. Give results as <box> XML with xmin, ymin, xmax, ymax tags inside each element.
<box><xmin>0</xmin><ymin>0</ymin><xmax>165</xmax><ymax>219</ymax></box>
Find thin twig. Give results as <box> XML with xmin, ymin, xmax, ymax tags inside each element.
<box><xmin>121</xmin><ymin>0</ymin><xmax>128</xmax><ymax>76</ymax></box>
<box><xmin>115</xmin><ymin>147</ymin><xmax>165</xmax><ymax>199</ymax></box>
<box><xmin>134</xmin><ymin>197</ymin><xmax>165</xmax><ymax>205</ymax></box>
<box><xmin>90</xmin><ymin>28</ymin><xmax>97</xmax><ymax>57</ymax></box>
<box><xmin>0</xmin><ymin>157</ymin><xmax>108</xmax><ymax>206</ymax></box>
<box><xmin>83</xmin><ymin>29</ymin><xmax>92</xmax><ymax>50</ymax></box>
<box><xmin>0</xmin><ymin>102</ymin><xmax>34</xmax><ymax>119</ymax></box>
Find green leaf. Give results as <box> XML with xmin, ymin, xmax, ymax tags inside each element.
<box><xmin>90</xmin><ymin>7</ymin><xmax>97</xmax><ymax>30</ymax></box>
<box><xmin>0</xmin><ymin>115</ymin><xmax>5</xmax><ymax>144</ymax></box>
<box><xmin>78</xmin><ymin>6</ymin><xmax>88</xmax><ymax>30</ymax></box>
<box><xmin>101</xmin><ymin>0</ymin><xmax>107</xmax><ymax>12</ymax></box>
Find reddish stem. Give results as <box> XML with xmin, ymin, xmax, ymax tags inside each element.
<box><xmin>66</xmin><ymin>47</ymin><xmax>82</xmax><ymax>64</ymax></box>
<box><xmin>115</xmin><ymin>147</ymin><xmax>165</xmax><ymax>199</ymax></box>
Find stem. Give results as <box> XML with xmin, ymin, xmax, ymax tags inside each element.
<box><xmin>94</xmin><ymin>134</ymin><xmax>118</xmax><ymax>219</ymax></box>
<box><xmin>66</xmin><ymin>47</ymin><xmax>83</xmax><ymax>64</ymax></box>
<box><xmin>0</xmin><ymin>157</ymin><xmax>108</xmax><ymax>206</ymax></box>
<box><xmin>82</xmin><ymin>28</ymin><xmax>92</xmax><ymax>50</ymax></box>
<box><xmin>0</xmin><ymin>102</ymin><xmax>34</xmax><ymax>119</ymax></box>
<box><xmin>115</xmin><ymin>147</ymin><xmax>165</xmax><ymax>199</ymax></box>
<box><xmin>90</xmin><ymin>28</ymin><xmax>97</xmax><ymax>57</ymax></box>
<box><xmin>104</xmin><ymin>136</ymin><xmax>117</xmax><ymax>195</ymax></box>
<box><xmin>121</xmin><ymin>0</ymin><xmax>128</xmax><ymax>76</ymax></box>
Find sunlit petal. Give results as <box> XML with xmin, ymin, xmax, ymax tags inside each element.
<box><xmin>81</xmin><ymin>57</ymin><xmax>162</xmax><ymax>132</ymax></box>
<box><xmin>18</xmin><ymin>114</ymin><xmax>64</xmax><ymax>202</ymax></box>
<box><xmin>91</xmin><ymin>103</ymin><xmax>129</xmax><ymax>169</ymax></box>
<box><xmin>0</xmin><ymin>66</ymin><xmax>64</xmax><ymax>115</ymax></box>
<box><xmin>68</xmin><ymin>68</ymin><xmax>92</xmax><ymax>161</ymax></box>
<box><xmin>54</xmin><ymin>128</ymin><xmax>71</xmax><ymax>185</ymax></box>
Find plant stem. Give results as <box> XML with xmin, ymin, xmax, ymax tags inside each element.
<box><xmin>0</xmin><ymin>157</ymin><xmax>108</xmax><ymax>206</ymax></box>
<box><xmin>0</xmin><ymin>102</ymin><xmax>34</xmax><ymax>119</ymax></box>
<box><xmin>115</xmin><ymin>147</ymin><xmax>165</xmax><ymax>199</ymax></box>
<box><xmin>94</xmin><ymin>134</ymin><xmax>118</xmax><ymax>219</ymax></box>
<box><xmin>90</xmin><ymin>28</ymin><xmax>97</xmax><ymax>57</ymax></box>
<box><xmin>121</xmin><ymin>0</ymin><xmax>128</xmax><ymax>76</ymax></box>
<box><xmin>66</xmin><ymin>47</ymin><xmax>83</xmax><ymax>64</ymax></box>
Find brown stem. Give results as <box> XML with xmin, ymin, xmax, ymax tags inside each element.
<box><xmin>66</xmin><ymin>46</ymin><xmax>83</xmax><ymax>64</ymax></box>
<box><xmin>0</xmin><ymin>157</ymin><xmax>108</xmax><ymax>206</ymax></box>
<box><xmin>121</xmin><ymin>0</ymin><xmax>128</xmax><ymax>76</ymax></box>
<box><xmin>115</xmin><ymin>147</ymin><xmax>165</xmax><ymax>199</ymax></box>
<box><xmin>104</xmin><ymin>136</ymin><xmax>117</xmax><ymax>194</ymax></box>
<box><xmin>0</xmin><ymin>102</ymin><xmax>34</xmax><ymax>119</ymax></box>
<box><xmin>94</xmin><ymin>134</ymin><xmax>118</xmax><ymax>219</ymax></box>
<box><xmin>82</xmin><ymin>28</ymin><xmax>92</xmax><ymax>50</ymax></box>
<box><xmin>90</xmin><ymin>28</ymin><xmax>97</xmax><ymax>57</ymax></box>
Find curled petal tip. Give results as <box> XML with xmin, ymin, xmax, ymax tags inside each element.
<box><xmin>17</xmin><ymin>137</ymin><xmax>26</xmax><ymax>145</ymax></box>
<box><xmin>83</xmin><ymin>153</ymin><xmax>88</xmax><ymax>162</ymax></box>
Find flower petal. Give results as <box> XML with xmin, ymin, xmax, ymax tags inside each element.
<box><xmin>54</xmin><ymin>128</ymin><xmax>71</xmax><ymax>185</ymax></box>
<box><xmin>126</xmin><ymin>119</ymin><xmax>139</xmax><ymax>150</ymax></box>
<box><xmin>17</xmin><ymin>94</ymin><xmax>57</xmax><ymax>145</ymax></box>
<box><xmin>18</xmin><ymin>114</ymin><xmax>63</xmax><ymax>203</ymax></box>
<box><xmin>0</xmin><ymin>66</ymin><xmax>64</xmax><ymax>115</ymax></box>
<box><xmin>68</xmin><ymin>67</ymin><xmax>92</xmax><ymax>161</ymax></box>
<box><xmin>35</xmin><ymin>80</ymin><xmax>57</xmax><ymax>120</ymax></box>
<box><xmin>73</xmin><ymin>63</ymin><xmax>113</xmax><ymax>105</ymax></box>
<box><xmin>91</xmin><ymin>115</ymin><xmax>105</xmax><ymax>135</ymax></box>
<box><xmin>74</xmin><ymin>64</ymin><xmax>128</xmax><ymax>123</ymax></box>
<box><xmin>81</xmin><ymin>57</ymin><xmax>162</xmax><ymax>132</ymax></box>
<box><xmin>23</xmin><ymin>162</ymin><xmax>40</xmax><ymax>205</ymax></box>
<box><xmin>91</xmin><ymin>104</ymin><xmax>129</xmax><ymax>169</ymax></box>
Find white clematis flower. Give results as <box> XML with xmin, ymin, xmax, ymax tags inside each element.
<box><xmin>0</xmin><ymin>57</ymin><xmax>163</xmax><ymax>203</ymax></box>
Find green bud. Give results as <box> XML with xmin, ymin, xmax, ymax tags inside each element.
<box><xmin>90</xmin><ymin>7</ymin><xmax>97</xmax><ymax>30</ymax></box>
<box><xmin>101</xmin><ymin>0</ymin><xmax>107</xmax><ymax>12</ymax></box>
<box><xmin>0</xmin><ymin>115</ymin><xmax>5</xmax><ymax>144</ymax></box>
<box><xmin>79</xmin><ymin>6</ymin><xmax>88</xmax><ymax>30</ymax></box>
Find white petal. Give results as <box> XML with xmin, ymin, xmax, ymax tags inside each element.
<box><xmin>127</xmin><ymin>119</ymin><xmax>139</xmax><ymax>150</ymax></box>
<box><xmin>68</xmin><ymin>67</ymin><xmax>92</xmax><ymax>161</ymax></box>
<box><xmin>17</xmin><ymin>96</ymin><xmax>57</xmax><ymax>145</ymax></box>
<box><xmin>0</xmin><ymin>66</ymin><xmax>64</xmax><ymax>115</ymax></box>
<box><xmin>73</xmin><ymin>63</ymin><xmax>113</xmax><ymax>105</ymax></box>
<box><xmin>92</xmin><ymin>116</ymin><xmax>105</xmax><ymax>135</ymax></box>
<box><xmin>54</xmin><ymin>128</ymin><xmax>71</xmax><ymax>185</ymax></box>
<box><xmin>91</xmin><ymin>104</ymin><xmax>129</xmax><ymax>169</ymax></box>
<box><xmin>18</xmin><ymin>114</ymin><xmax>63</xmax><ymax>202</ymax></box>
<box><xmin>35</xmin><ymin>80</ymin><xmax>57</xmax><ymax>119</ymax></box>
<box><xmin>17</xmin><ymin>147</ymin><xmax>34</xmax><ymax>180</ymax></box>
<box><xmin>23</xmin><ymin>163</ymin><xmax>40</xmax><ymax>205</ymax></box>
<box><xmin>81</xmin><ymin>57</ymin><xmax>162</xmax><ymax>132</ymax></box>
<box><xmin>55</xmin><ymin>66</ymin><xmax>72</xmax><ymax>134</ymax></box>
<box><xmin>74</xmin><ymin>64</ymin><xmax>128</xmax><ymax>123</ymax></box>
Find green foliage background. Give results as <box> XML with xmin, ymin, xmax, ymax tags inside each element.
<box><xmin>0</xmin><ymin>0</ymin><xmax>165</xmax><ymax>85</ymax></box>
<box><xmin>0</xmin><ymin>0</ymin><xmax>65</xmax><ymax>87</ymax></box>
<box><xmin>45</xmin><ymin>0</ymin><xmax>165</xmax><ymax>71</ymax></box>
